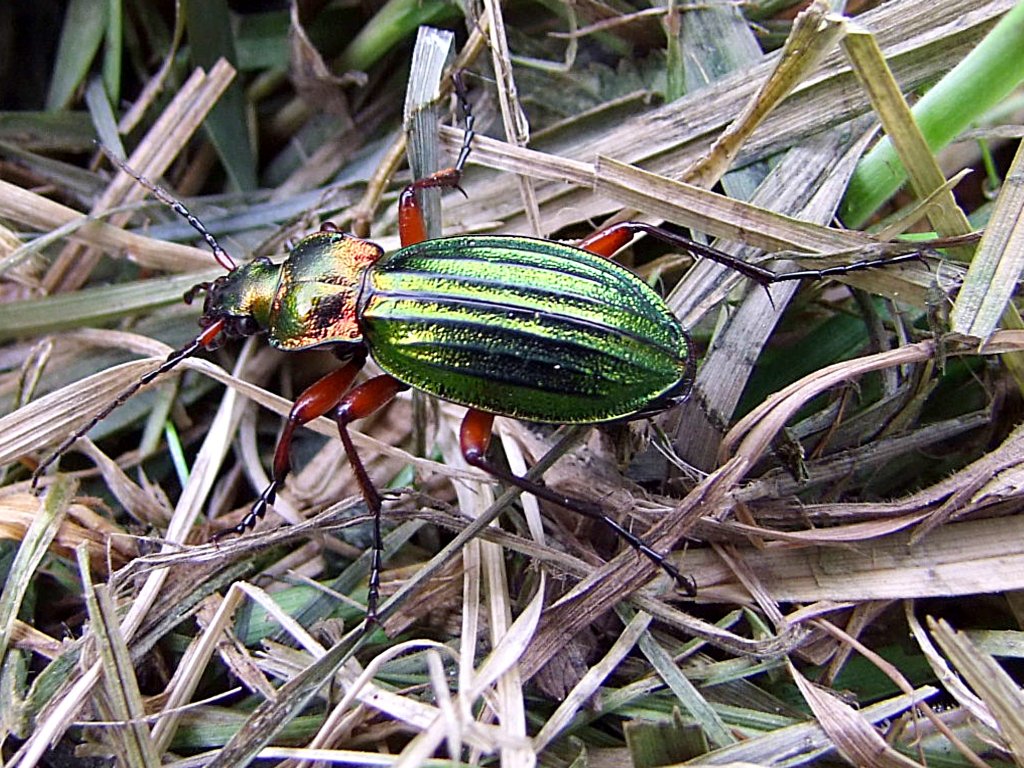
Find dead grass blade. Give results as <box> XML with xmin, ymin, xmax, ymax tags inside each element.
<box><xmin>789</xmin><ymin>659</ymin><xmax>924</xmax><ymax>768</ymax></box>
<box><xmin>685</xmin><ymin>0</ymin><xmax>845</xmax><ymax>189</ymax></box>
<box><xmin>0</xmin><ymin>179</ymin><xmax>212</xmax><ymax>273</ymax></box>
<box><xmin>928</xmin><ymin>618</ymin><xmax>1024</xmax><ymax>764</ymax></box>
<box><xmin>951</xmin><ymin>138</ymin><xmax>1024</xmax><ymax>343</ymax></box>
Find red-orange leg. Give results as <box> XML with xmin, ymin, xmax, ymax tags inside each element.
<box><xmin>575</xmin><ymin>222</ymin><xmax>637</xmax><ymax>258</ymax></box>
<box><xmin>331</xmin><ymin>374</ymin><xmax>410</xmax><ymax>621</ymax></box>
<box><xmin>459</xmin><ymin>409</ymin><xmax>696</xmax><ymax>596</ymax></box>
<box><xmin>398</xmin><ymin>75</ymin><xmax>476</xmax><ymax>248</ymax></box>
<box><xmin>218</xmin><ymin>356</ymin><xmax>366</xmax><ymax>538</ymax></box>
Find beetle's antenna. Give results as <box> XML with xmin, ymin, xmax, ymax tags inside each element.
<box><xmin>31</xmin><ymin>318</ymin><xmax>227</xmax><ymax>488</ymax></box>
<box><xmin>98</xmin><ymin>145</ymin><xmax>237</xmax><ymax>272</ymax></box>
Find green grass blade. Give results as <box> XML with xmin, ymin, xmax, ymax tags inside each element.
<box><xmin>841</xmin><ymin>2</ymin><xmax>1024</xmax><ymax>227</ymax></box>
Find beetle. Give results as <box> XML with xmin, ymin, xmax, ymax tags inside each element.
<box><xmin>34</xmin><ymin>83</ymin><xmax>924</xmax><ymax>621</ymax></box>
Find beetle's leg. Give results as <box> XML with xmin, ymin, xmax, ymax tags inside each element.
<box><xmin>398</xmin><ymin>171</ymin><xmax>459</xmax><ymax>247</ymax></box>
<box><xmin>330</xmin><ymin>374</ymin><xmax>410</xmax><ymax>621</ymax></box>
<box><xmin>577</xmin><ymin>223</ymin><xmax>777</xmax><ymax>282</ymax></box>
<box><xmin>398</xmin><ymin>76</ymin><xmax>476</xmax><ymax>248</ymax></box>
<box><xmin>217</xmin><ymin>356</ymin><xmax>366</xmax><ymax>539</ymax></box>
<box><xmin>451</xmin><ymin>71</ymin><xmax>475</xmax><ymax>174</ymax></box>
<box><xmin>576</xmin><ymin>224</ymin><xmax>637</xmax><ymax>258</ymax></box>
<box><xmin>577</xmin><ymin>222</ymin><xmax>926</xmax><ymax>282</ymax></box>
<box><xmin>459</xmin><ymin>409</ymin><xmax>697</xmax><ymax>596</ymax></box>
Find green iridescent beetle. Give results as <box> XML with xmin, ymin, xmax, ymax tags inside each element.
<box><xmin>35</xmin><ymin>86</ymin><xmax>920</xmax><ymax>621</ymax></box>
<box><xmin>336</xmin><ymin>232</ymin><xmax>692</xmax><ymax>423</ymax></box>
<box><xmin>210</xmin><ymin>229</ymin><xmax>694</xmax><ymax>423</ymax></box>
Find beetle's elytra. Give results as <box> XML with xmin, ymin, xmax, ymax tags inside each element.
<box><xmin>361</xmin><ymin>235</ymin><xmax>694</xmax><ymax>423</ymax></box>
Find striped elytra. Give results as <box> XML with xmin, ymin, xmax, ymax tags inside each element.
<box><xmin>357</xmin><ymin>235</ymin><xmax>694</xmax><ymax>424</ymax></box>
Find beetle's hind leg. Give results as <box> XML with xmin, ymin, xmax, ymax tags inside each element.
<box><xmin>577</xmin><ymin>221</ymin><xmax>927</xmax><ymax>283</ymax></box>
<box><xmin>459</xmin><ymin>409</ymin><xmax>696</xmax><ymax>596</ymax></box>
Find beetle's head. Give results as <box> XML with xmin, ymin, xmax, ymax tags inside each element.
<box><xmin>33</xmin><ymin>151</ymin><xmax>291</xmax><ymax>486</ymax></box>
<box><xmin>184</xmin><ymin>257</ymin><xmax>282</xmax><ymax>344</ymax></box>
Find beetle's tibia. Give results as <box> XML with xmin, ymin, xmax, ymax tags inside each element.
<box><xmin>331</xmin><ymin>376</ymin><xmax>408</xmax><ymax>622</ymax></box>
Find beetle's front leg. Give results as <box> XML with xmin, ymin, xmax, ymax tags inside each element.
<box><xmin>331</xmin><ymin>374</ymin><xmax>410</xmax><ymax>621</ymax></box>
<box><xmin>216</xmin><ymin>356</ymin><xmax>366</xmax><ymax>539</ymax></box>
<box><xmin>459</xmin><ymin>409</ymin><xmax>696</xmax><ymax>596</ymax></box>
<box><xmin>397</xmin><ymin>167</ymin><xmax>466</xmax><ymax>248</ymax></box>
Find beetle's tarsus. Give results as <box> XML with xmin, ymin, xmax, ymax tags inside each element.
<box><xmin>452</xmin><ymin>72</ymin><xmax>475</xmax><ymax>176</ymax></box>
<box><xmin>366</xmin><ymin>544</ymin><xmax>382</xmax><ymax>622</ymax></box>
<box><xmin>184</xmin><ymin>282</ymin><xmax>212</xmax><ymax>304</ymax></box>
<box><xmin>213</xmin><ymin>484</ymin><xmax>275</xmax><ymax>542</ymax></box>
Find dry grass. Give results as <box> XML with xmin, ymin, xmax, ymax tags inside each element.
<box><xmin>1</xmin><ymin>0</ymin><xmax>1024</xmax><ymax>766</ymax></box>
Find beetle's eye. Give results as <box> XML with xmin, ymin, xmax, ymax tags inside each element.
<box><xmin>234</xmin><ymin>317</ymin><xmax>260</xmax><ymax>336</ymax></box>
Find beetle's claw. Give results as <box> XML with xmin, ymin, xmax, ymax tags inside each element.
<box><xmin>663</xmin><ymin>562</ymin><xmax>697</xmax><ymax>597</ymax></box>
